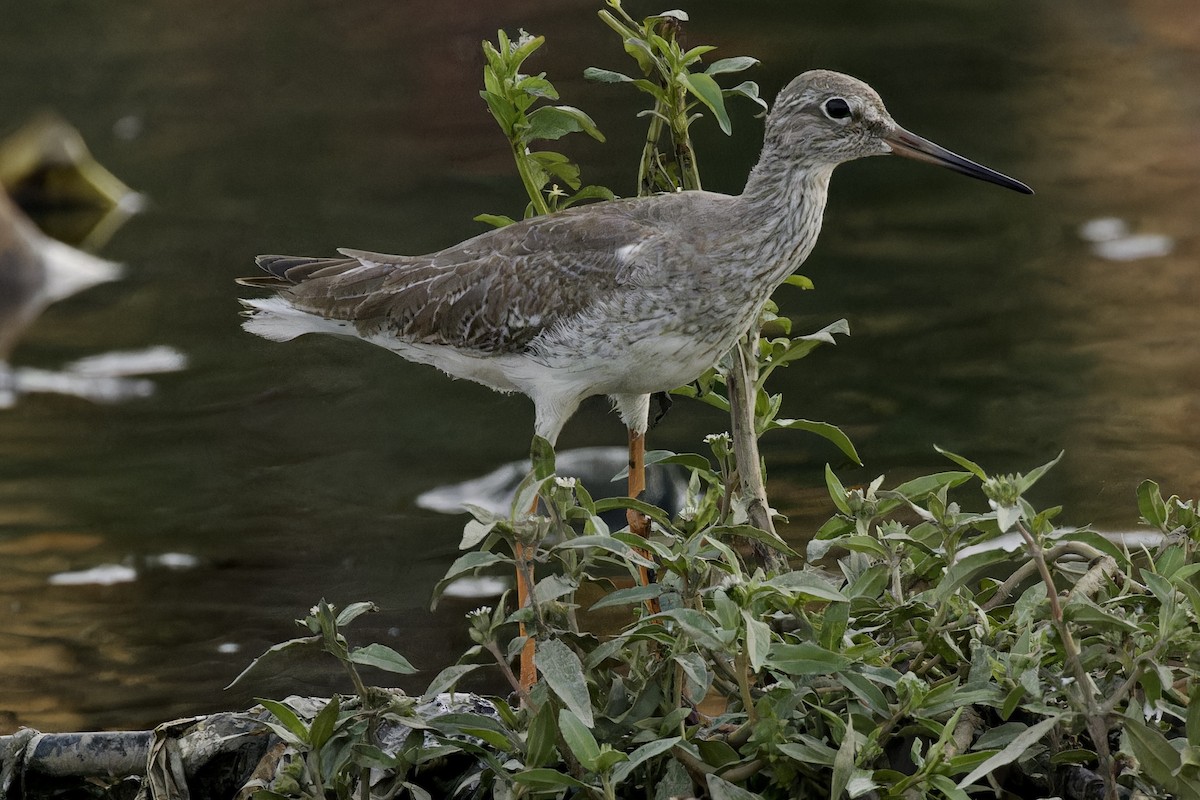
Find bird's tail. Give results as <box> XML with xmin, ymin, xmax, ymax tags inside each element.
<box><xmin>239</xmin><ymin>296</ymin><xmax>351</xmax><ymax>342</ymax></box>
<box><xmin>235</xmin><ymin>254</ymin><xmax>359</xmax><ymax>288</ymax></box>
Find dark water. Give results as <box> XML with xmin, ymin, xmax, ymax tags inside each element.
<box><xmin>1</xmin><ymin>1</ymin><xmax>1196</xmax><ymax>732</ymax></box>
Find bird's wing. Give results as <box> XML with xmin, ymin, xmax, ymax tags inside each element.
<box><xmin>246</xmin><ymin>200</ymin><xmax>661</xmax><ymax>354</ymax></box>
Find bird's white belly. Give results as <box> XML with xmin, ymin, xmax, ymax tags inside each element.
<box><xmin>534</xmin><ymin>331</ymin><xmax>729</xmax><ymax>396</ymax></box>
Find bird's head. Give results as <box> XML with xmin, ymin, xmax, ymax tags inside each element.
<box><xmin>766</xmin><ymin>70</ymin><xmax>1032</xmax><ymax>194</ymax></box>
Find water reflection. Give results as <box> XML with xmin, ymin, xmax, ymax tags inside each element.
<box><xmin>1078</xmin><ymin>217</ymin><xmax>1174</xmax><ymax>262</ymax></box>
<box><xmin>12</xmin><ymin>346</ymin><xmax>188</xmax><ymax>405</ymax></box>
<box><xmin>0</xmin><ymin>189</ymin><xmax>124</xmax><ymax>408</ymax></box>
<box><xmin>0</xmin><ymin>113</ymin><xmax>145</xmax><ymax>250</ymax></box>
<box><xmin>0</xmin><ymin>129</ymin><xmax>185</xmax><ymax>408</ymax></box>
<box><xmin>0</xmin><ymin>0</ymin><xmax>1196</xmax><ymax>733</ymax></box>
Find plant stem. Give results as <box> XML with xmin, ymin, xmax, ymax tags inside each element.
<box><xmin>638</xmin><ymin>110</ymin><xmax>665</xmax><ymax>195</ymax></box>
<box><xmin>512</xmin><ymin>142</ymin><xmax>551</xmax><ymax>217</ymax></box>
<box><xmin>1016</xmin><ymin>522</ymin><xmax>1116</xmax><ymax>800</ymax></box>
<box><xmin>485</xmin><ymin>640</ymin><xmax>532</xmax><ymax>708</ymax></box>
<box><xmin>727</xmin><ymin>338</ymin><xmax>789</xmax><ymax>572</ymax></box>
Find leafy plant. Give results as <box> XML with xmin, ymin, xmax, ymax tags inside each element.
<box><xmin>477</xmin><ymin>29</ymin><xmax>613</xmax><ymax>226</ymax></box>
<box><xmin>235</xmin><ymin>7</ymin><xmax>1200</xmax><ymax>800</ymax></box>
<box><xmin>586</xmin><ymin>2</ymin><xmax>765</xmax><ymax>193</ymax></box>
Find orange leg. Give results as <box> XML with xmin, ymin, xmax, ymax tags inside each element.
<box><xmin>626</xmin><ymin>429</ymin><xmax>661</xmax><ymax>614</ymax></box>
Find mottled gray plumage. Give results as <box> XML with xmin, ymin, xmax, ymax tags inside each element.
<box><xmin>240</xmin><ymin>70</ymin><xmax>1030</xmax><ymax>441</ymax></box>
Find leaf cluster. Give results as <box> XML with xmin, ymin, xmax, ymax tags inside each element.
<box><xmin>587</xmin><ymin>1</ymin><xmax>763</xmax><ymax>194</ymax></box>
<box><xmin>477</xmin><ymin>29</ymin><xmax>613</xmax><ymax>226</ymax></box>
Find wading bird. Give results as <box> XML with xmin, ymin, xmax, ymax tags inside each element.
<box><xmin>239</xmin><ymin>69</ymin><xmax>1032</xmax><ymax>688</ymax></box>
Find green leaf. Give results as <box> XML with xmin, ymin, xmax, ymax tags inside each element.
<box><xmin>1188</xmin><ymin>686</ymin><xmax>1200</xmax><ymax>748</ymax></box>
<box><xmin>821</xmin><ymin>601</ymin><xmax>850</xmax><ymax>650</ymax></box>
<box><xmin>994</xmin><ymin>502</ymin><xmax>1021</xmax><ymax>533</ymax></box>
<box><xmin>473</xmin><ymin>212</ymin><xmax>516</xmax><ymax>228</ymax></box>
<box><xmin>1125</xmin><ymin>715</ymin><xmax>1190</xmax><ymax>797</ymax></box>
<box><xmin>459</xmin><ymin>519</ymin><xmax>495</xmax><ymax>549</ymax></box>
<box><xmin>257</xmin><ymin>698</ymin><xmax>310</xmax><ymax>744</ymax></box>
<box><xmin>927</xmin><ymin>774</ymin><xmax>970</xmax><ymax>800</ymax></box>
<box><xmin>550</xmin><ymin>534</ymin><xmax>655</xmax><ymax>568</ymax></box>
<box><xmin>512</xmin><ymin>768</ymin><xmax>588</xmax><ymax>789</ymax></box>
<box><xmin>956</xmin><ymin>715</ymin><xmax>1059</xmax><ymax>789</ymax></box>
<box><xmin>352</xmin><ymin>743</ymin><xmax>401</xmax><ymax>770</ymax></box>
<box><xmin>431</xmin><ymin>551</ymin><xmax>507</xmax><ymax>609</ymax></box>
<box><xmin>480</xmin><ymin>90</ymin><xmax>518</xmax><ymax>135</ymax></box>
<box><xmin>593</xmin><ymin>496</ymin><xmax>674</xmax><ymax>530</ymax></box>
<box><xmin>681</xmin><ymin>71</ymin><xmax>732</xmax><ymax>135</ymax></box>
<box><xmin>837</xmin><ymin>670</ymin><xmax>889</xmax><ymax>716</ymax></box>
<box><xmin>526</xmin><ymin>105</ymin><xmax>605</xmax><ymax>143</ymax></box>
<box><xmin>825</xmin><ymin>464</ymin><xmax>852</xmax><ymax>515</ymax></box>
<box><xmin>1138</xmin><ymin>479</ymin><xmax>1168</xmax><ymax>529</ymax></box>
<box><xmin>631</xmin><ymin>449</ymin><xmax>713</xmax><ymax>475</ymax></box>
<box><xmin>611</xmin><ymin>736</ymin><xmax>681</xmax><ymax>785</ymax></box>
<box><xmin>934</xmin><ymin>446</ymin><xmax>988</xmax><ymax>481</ymax></box>
<box><xmin>562</xmin><ymin>184</ymin><xmax>618</xmax><ymax>209</ymax></box>
<box><xmin>707</xmin><ymin>524</ymin><xmax>798</xmax><ymax>557</ymax></box>
<box><xmin>707</xmin><ymin>774</ymin><xmax>764</xmax><ymax>800</ymax></box>
<box><xmin>783</xmin><ymin>273</ymin><xmax>814</xmax><ymax>290</ymax></box>
<box><xmin>536</xmin><ymin>639</ymin><xmax>594</xmax><ymax>727</ymax></box>
<box><xmin>1062</xmin><ymin>599</ymin><xmax>1140</xmax><ymax>634</ymax></box>
<box><xmin>335</xmin><ymin>601</ymin><xmax>377</xmax><ymax>627</ymax></box>
<box><xmin>705</xmin><ymin>56</ymin><xmax>759</xmax><ymax>76</ymax></box>
<box><xmin>777</xmin><ymin>739</ymin><xmax>839</xmax><ymax>767</ymax></box>
<box><xmin>766</xmin><ymin>570</ymin><xmax>848</xmax><ymax>602</ymax></box>
<box><xmin>833</xmin><ymin>535</ymin><xmax>890</xmax><ymax>559</ymax></box>
<box><xmin>593</xmin><ymin>748</ymin><xmax>629</xmax><ymax>772</ymax></box>
<box><xmin>348</xmin><ymin>643</ymin><xmax>417</xmax><ymax>674</ymax></box>
<box><xmin>831</xmin><ymin>714</ymin><xmax>856</xmax><ymax>800</ymax></box>
<box><xmin>651</xmin><ymin>608</ymin><xmax>729</xmax><ymax>651</ymax></box>
<box><xmin>674</xmin><ymin>652</ymin><xmax>711</xmax><ymax>700</ymax></box>
<box><xmin>698</xmin><ymin>739</ymin><xmax>739</xmax><ymax>768</ymax></box>
<box><xmin>589</xmin><ymin>583</ymin><xmax>664</xmax><ymax>611</ymax></box>
<box><xmin>530</xmin><ymin>435</ymin><xmax>555</xmax><ymax>479</ymax></box>
<box><xmin>558</xmin><ymin>708</ymin><xmax>601</xmax><ymax>768</ymax></box>
<box><xmin>308</xmin><ymin>695</ymin><xmax>340</xmax><ymax>751</ymax></box>
<box><xmin>891</xmin><ymin>471</ymin><xmax>976</xmax><ymax>500</ymax></box>
<box><xmin>1017</xmin><ymin>451</ymin><xmax>1064</xmax><ymax>493</ymax></box>
<box><xmin>227</xmin><ymin>635</ymin><xmax>322</xmax><ymax>689</ymax></box>
<box><xmin>743</xmin><ymin>612</ymin><xmax>771</xmax><ymax>672</ymax></box>
<box><xmin>680</xmin><ymin>44</ymin><xmax>718</xmax><ymax>66</ymax></box>
<box><xmin>933</xmin><ymin>549</ymin><xmax>1014</xmax><ymax>602</ymax></box>
<box><xmin>725</xmin><ymin>80</ymin><xmax>769</xmax><ymax>113</ymax></box>
<box><xmin>766</xmin><ymin>642</ymin><xmax>851</xmax><ymax>675</ymax></box>
<box><xmin>421</xmin><ymin>663</ymin><xmax>486</xmax><ymax>700</ymax></box>
<box><xmin>584</xmin><ymin>66</ymin><xmax>635</xmax><ymax>83</ymax></box>
<box><xmin>769</xmin><ymin>419</ymin><xmax>861</xmax><ymax>465</ymax></box>
<box><xmin>515</xmin><ymin>74</ymin><xmax>557</xmax><ymax>101</ymax></box>
<box><xmin>534</xmin><ymin>573</ymin><xmax>578</xmax><ymax>604</ymax></box>
<box><xmin>525</xmin><ymin>701</ymin><xmax>558</xmax><ymax>769</ymax></box>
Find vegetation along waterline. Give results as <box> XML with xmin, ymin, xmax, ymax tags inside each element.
<box><xmin>2</xmin><ymin>3</ymin><xmax>1197</xmax><ymax>800</ymax></box>
<box><xmin>221</xmin><ymin>5</ymin><xmax>1200</xmax><ymax>799</ymax></box>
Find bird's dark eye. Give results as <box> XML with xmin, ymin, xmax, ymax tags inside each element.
<box><xmin>822</xmin><ymin>97</ymin><xmax>852</xmax><ymax>120</ymax></box>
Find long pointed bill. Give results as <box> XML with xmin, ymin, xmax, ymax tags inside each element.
<box><xmin>885</xmin><ymin>127</ymin><xmax>1033</xmax><ymax>195</ymax></box>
